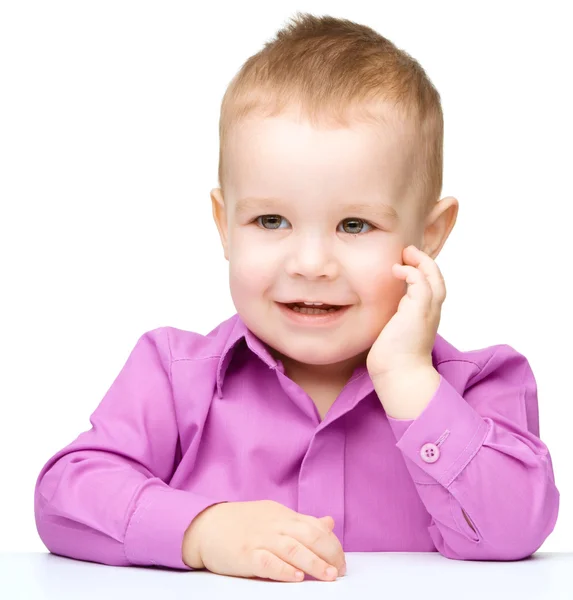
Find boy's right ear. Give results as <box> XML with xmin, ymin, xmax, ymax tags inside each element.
<box><xmin>210</xmin><ymin>188</ymin><xmax>229</xmax><ymax>261</ymax></box>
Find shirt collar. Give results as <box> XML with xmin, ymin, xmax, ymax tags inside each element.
<box><xmin>215</xmin><ymin>312</ymin><xmax>446</xmax><ymax>400</ymax></box>
<box><xmin>216</xmin><ymin>313</ymin><xmax>280</xmax><ymax>398</ymax></box>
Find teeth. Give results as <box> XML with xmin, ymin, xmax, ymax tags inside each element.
<box><xmin>293</xmin><ymin>305</ymin><xmax>340</xmax><ymax>314</ymax></box>
<box><xmin>303</xmin><ymin>302</ymin><xmax>323</xmax><ymax>305</ymax></box>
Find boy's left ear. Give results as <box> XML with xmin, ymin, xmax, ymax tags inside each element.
<box><xmin>422</xmin><ymin>196</ymin><xmax>459</xmax><ymax>259</ymax></box>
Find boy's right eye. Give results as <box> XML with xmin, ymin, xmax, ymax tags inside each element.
<box><xmin>255</xmin><ymin>215</ymin><xmax>286</xmax><ymax>229</ymax></box>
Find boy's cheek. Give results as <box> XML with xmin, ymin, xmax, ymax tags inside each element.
<box><xmin>357</xmin><ymin>257</ymin><xmax>403</xmax><ymax>295</ymax></box>
<box><xmin>228</xmin><ymin>261</ymin><xmax>274</xmax><ymax>298</ymax></box>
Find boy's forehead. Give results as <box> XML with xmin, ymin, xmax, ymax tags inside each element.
<box><xmin>225</xmin><ymin>112</ymin><xmax>415</xmax><ymax>207</ymax></box>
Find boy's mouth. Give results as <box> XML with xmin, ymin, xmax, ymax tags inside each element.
<box><xmin>278</xmin><ymin>302</ymin><xmax>346</xmax><ymax>314</ymax></box>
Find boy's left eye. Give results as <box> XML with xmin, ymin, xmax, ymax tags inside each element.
<box><xmin>341</xmin><ymin>218</ymin><xmax>374</xmax><ymax>234</ymax></box>
<box><xmin>254</xmin><ymin>215</ymin><xmax>375</xmax><ymax>234</ymax></box>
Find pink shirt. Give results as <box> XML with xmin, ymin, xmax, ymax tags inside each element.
<box><xmin>34</xmin><ymin>313</ymin><xmax>560</xmax><ymax>569</ymax></box>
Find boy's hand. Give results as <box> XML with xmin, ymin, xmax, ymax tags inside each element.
<box><xmin>182</xmin><ymin>499</ymin><xmax>346</xmax><ymax>582</ymax></box>
<box><xmin>366</xmin><ymin>245</ymin><xmax>446</xmax><ymax>379</ymax></box>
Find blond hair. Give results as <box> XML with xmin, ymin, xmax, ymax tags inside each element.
<box><xmin>217</xmin><ymin>12</ymin><xmax>443</xmax><ymax>218</ymax></box>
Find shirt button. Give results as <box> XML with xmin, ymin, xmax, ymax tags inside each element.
<box><xmin>420</xmin><ymin>442</ymin><xmax>440</xmax><ymax>463</ymax></box>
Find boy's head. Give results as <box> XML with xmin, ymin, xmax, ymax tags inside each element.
<box><xmin>210</xmin><ymin>12</ymin><xmax>458</xmax><ymax>383</ymax></box>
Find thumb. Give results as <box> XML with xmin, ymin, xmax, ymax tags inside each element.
<box><xmin>319</xmin><ymin>515</ymin><xmax>335</xmax><ymax>530</ymax></box>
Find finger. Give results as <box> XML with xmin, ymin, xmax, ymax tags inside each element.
<box><xmin>404</xmin><ymin>246</ymin><xmax>446</xmax><ymax>308</ymax></box>
<box><xmin>393</xmin><ymin>263</ymin><xmax>433</xmax><ymax>312</ymax></box>
<box><xmin>317</xmin><ymin>515</ymin><xmax>335</xmax><ymax>530</ymax></box>
<box><xmin>271</xmin><ymin>534</ymin><xmax>340</xmax><ymax>581</ymax></box>
<box><xmin>287</xmin><ymin>518</ymin><xmax>346</xmax><ymax>574</ymax></box>
<box><xmin>298</xmin><ymin>514</ymin><xmax>333</xmax><ymax>533</ymax></box>
<box><xmin>250</xmin><ymin>548</ymin><xmax>305</xmax><ymax>583</ymax></box>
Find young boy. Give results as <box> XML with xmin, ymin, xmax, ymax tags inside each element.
<box><xmin>34</xmin><ymin>12</ymin><xmax>560</xmax><ymax>583</ymax></box>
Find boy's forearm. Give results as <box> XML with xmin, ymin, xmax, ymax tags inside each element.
<box><xmin>372</xmin><ymin>366</ymin><xmax>441</xmax><ymax>420</ymax></box>
<box><xmin>373</xmin><ymin>367</ymin><xmax>478</xmax><ymax>535</ymax></box>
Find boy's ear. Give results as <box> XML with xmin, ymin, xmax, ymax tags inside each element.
<box><xmin>422</xmin><ymin>195</ymin><xmax>458</xmax><ymax>259</ymax></box>
<box><xmin>210</xmin><ymin>187</ymin><xmax>229</xmax><ymax>261</ymax></box>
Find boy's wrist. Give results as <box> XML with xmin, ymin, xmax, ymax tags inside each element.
<box><xmin>182</xmin><ymin>502</ymin><xmax>227</xmax><ymax>569</ymax></box>
<box><xmin>183</xmin><ymin>520</ymin><xmax>205</xmax><ymax>569</ymax></box>
<box><xmin>183</xmin><ymin>507</ymin><xmax>214</xmax><ymax>569</ymax></box>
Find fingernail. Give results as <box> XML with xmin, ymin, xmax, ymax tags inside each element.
<box><xmin>326</xmin><ymin>566</ymin><xmax>337</xmax><ymax>578</ymax></box>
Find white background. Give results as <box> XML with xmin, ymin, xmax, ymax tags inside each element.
<box><xmin>1</xmin><ymin>0</ymin><xmax>571</xmax><ymax>553</ymax></box>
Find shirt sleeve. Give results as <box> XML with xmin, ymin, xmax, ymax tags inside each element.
<box><xmin>385</xmin><ymin>345</ymin><xmax>560</xmax><ymax>561</ymax></box>
<box><xmin>34</xmin><ymin>328</ymin><xmax>228</xmax><ymax>570</ymax></box>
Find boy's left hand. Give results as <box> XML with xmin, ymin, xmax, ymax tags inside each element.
<box><xmin>366</xmin><ymin>245</ymin><xmax>446</xmax><ymax>381</ymax></box>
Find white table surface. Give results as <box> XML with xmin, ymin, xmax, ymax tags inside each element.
<box><xmin>1</xmin><ymin>552</ymin><xmax>572</xmax><ymax>600</ymax></box>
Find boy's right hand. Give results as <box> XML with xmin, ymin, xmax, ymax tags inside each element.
<box><xmin>182</xmin><ymin>499</ymin><xmax>347</xmax><ymax>582</ymax></box>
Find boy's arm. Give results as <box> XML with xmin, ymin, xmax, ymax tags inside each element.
<box><xmin>34</xmin><ymin>329</ymin><xmax>227</xmax><ymax>570</ymax></box>
<box><xmin>381</xmin><ymin>345</ymin><xmax>560</xmax><ymax>560</ymax></box>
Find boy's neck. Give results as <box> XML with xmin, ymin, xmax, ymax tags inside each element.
<box><xmin>269</xmin><ymin>347</ymin><xmax>369</xmax><ymax>388</ymax></box>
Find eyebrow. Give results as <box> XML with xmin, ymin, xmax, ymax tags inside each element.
<box><xmin>234</xmin><ymin>197</ymin><xmax>399</xmax><ymax>221</ymax></box>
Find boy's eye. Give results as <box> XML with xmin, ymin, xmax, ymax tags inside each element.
<box><xmin>254</xmin><ymin>215</ymin><xmax>374</xmax><ymax>235</ymax></box>
<box><xmin>256</xmin><ymin>215</ymin><xmax>285</xmax><ymax>229</ymax></box>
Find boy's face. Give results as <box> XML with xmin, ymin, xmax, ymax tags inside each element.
<box><xmin>211</xmin><ymin>108</ymin><xmax>439</xmax><ymax>383</ymax></box>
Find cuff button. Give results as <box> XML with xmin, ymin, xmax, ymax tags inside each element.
<box><xmin>420</xmin><ymin>442</ymin><xmax>440</xmax><ymax>463</ymax></box>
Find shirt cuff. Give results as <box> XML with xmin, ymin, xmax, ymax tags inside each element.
<box><xmin>386</xmin><ymin>374</ymin><xmax>489</xmax><ymax>487</ymax></box>
<box><xmin>124</xmin><ymin>484</ymin><xmax>227</xmax><ymax>570</ymax></box>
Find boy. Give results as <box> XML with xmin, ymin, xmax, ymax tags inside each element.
<box><xmin>34</xmin><ymin>12</ymin><xmax>560</xmax><ymax>583</ymax></box>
